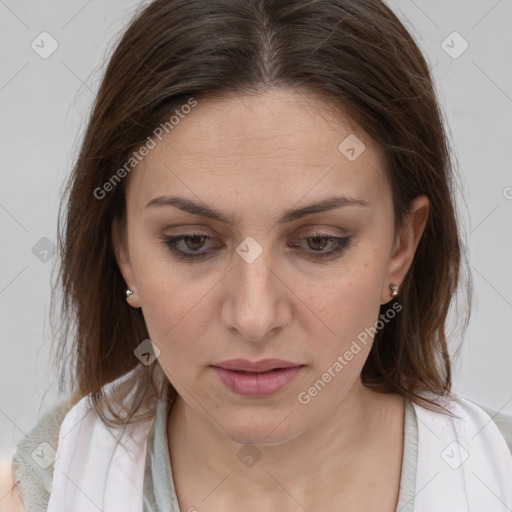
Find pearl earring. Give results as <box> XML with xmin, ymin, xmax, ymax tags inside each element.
<box><xmin>125</xmin><ymin>289</ymin><xmax>134</xmax><ymax>299</ymax></box>
<box><xmin>389</xmin><ymin>284</ymin><xmax>399</xmax><ymax>297</ymax></box>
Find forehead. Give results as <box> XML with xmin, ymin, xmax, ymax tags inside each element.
<box><xmin>127</xmin><ymin>88</ymin><xmax>387</xmax><ymax>208</ymax></box>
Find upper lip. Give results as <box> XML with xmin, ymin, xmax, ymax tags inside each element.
<box><xmin>212</xmin><ymin>359</ymin><xmax>302</xmax><ymax>372</ymax></box>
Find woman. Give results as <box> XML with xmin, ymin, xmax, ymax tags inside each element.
<box><xmin>11</xmin><ymin>0</ymin><xmax>512</xmax><ymax>511</ymax></box>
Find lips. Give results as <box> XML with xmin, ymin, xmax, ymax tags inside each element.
<box><xmin>211</xmin><ymin>359</ymin><xmax>304</xmax><ymax>397</ymax></box>
<box><xmin>212</xmin><ymin>358</ymin><xmax>301</xmax><ymax>372</ymax></box>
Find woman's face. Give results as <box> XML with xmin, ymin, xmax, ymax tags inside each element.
<box><xmin>115</xmin><ymin>88</ymin><xmax>427</xmax><ymax>445</ymax></box>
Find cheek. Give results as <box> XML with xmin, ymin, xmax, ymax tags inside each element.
<box><xmin>137</xmin><ymin>273</ymin><xmax>210</xmax><ymax>350</ymax></box>
<box><xmin>307</xmin><ymin>248</ymin><xmax>387</xmax><ymax>362</ymax></box>
<box><xmin>138</xmin><ymin>283</ymin><xmax>209</xmax><ymax>383</ymax></box>
<box><xmin>130</xmin><ymin>246</ymin><xmax>223</xmax><ymax>375</ymax></box>
<box><xmin>128</xmin><ymin>242</ymin><xmax>192</xmax><ymax>343</ymax></box>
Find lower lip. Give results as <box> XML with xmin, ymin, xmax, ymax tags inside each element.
<box><xmin>211</xmin><ymin>366</ymin><xmax>303</xmax><ymax>397</ymax></box>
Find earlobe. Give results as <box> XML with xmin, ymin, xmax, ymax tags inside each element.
<box><xmin>381</xmin><ymin>195</ymin><xmax>429</xmax><ymax>304</ymax></box>
<box><xmin>112</xmin><ymin>216</ymin><xmax>141</xmax><ymax>308</ymax></box>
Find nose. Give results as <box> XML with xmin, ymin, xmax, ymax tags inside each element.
<box><xmin>221</xmin><ymin>244</ymin><xmax>291</xmax><ymax>343</ymax></box>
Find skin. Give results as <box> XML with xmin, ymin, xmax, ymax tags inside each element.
<box><xmin>113</xmin><ymin>88</ymin><xmax>429</xmax><ymax>511</ymax></box>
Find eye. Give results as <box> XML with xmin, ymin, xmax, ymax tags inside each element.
<box><xmin>159</xmin><ymin>231</ymin><xmax>352</xmax><ymax>262</ymax></box>
<box><xmin>160</xmin><ymin>232</ymin><xmax>219</xmax><ymax>261</ymax></box>
<box><xmin>288</xmin><ymin>232</ymin><xmax>352</xmax><ymax>260</ymax></box>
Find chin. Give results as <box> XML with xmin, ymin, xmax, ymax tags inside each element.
<box><xmin>211</xmin><ymin>409</ymin><xmax>304</xmax><ymax>447</ymax></box>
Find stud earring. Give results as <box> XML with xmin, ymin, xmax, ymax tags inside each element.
<box><xmin>125</xmin><ymin>289</ymin><xmax>134</xmax><ymax>299</ymax></box>
<box><xmin>389</xmin><ymin>284</ymin><xmax>399</xmax><ymax>297</ymax></box>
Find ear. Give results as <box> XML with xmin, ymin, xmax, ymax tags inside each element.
<box><xmin>381</xmin><ymin>194</ymin><xmax>429</xmax><ymax>304</ymax></box>
<box><xmin>112</xmin><ymin>215</ymin><xmax>141</xmax><ymax>308</ymax></box>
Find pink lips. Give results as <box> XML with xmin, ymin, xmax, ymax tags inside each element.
<box><xmin>211</xmin><ymin>359</ymin><xmax>304</xmax><ymax>397</ymax></box>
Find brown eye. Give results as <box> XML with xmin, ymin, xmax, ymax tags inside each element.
<box><xmin>288</xmin><ymin>233</ymin><xmax>352</xmax><ymax>260</ymax></box>
<box><xmin>160</xmin><ymin>232</ymin><xmax>219</xmax><ymax>261</ymax></box>
<box><xmin>183</xmin><ymin>234</ymin><xmax>207</xmax><ymax>251</ymax></box>
<box><xmin>307</xmin><ymin>236</ymin><xmax>330</xmax><ymax>251</ymax></box>
<box><xmin>160</xmin><ymin>231</ymin><xmax>351</xmax><ymax>263</ymax></box>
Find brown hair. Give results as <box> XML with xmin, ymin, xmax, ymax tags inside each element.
<box><xmin>51</xmin><ymin>0</ymin><xmax>471</xmax><ymax>426</ymax></box>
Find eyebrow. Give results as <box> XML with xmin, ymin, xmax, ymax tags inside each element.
<box><xmin>145</xmin><ymin>195</ymin><xmax>368</xmax><ymax>225</ymax></box>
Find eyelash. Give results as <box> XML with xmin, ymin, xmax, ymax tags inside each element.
<box><xmin>160</xmin><ymin>232</ymin><xmax>352</xmax><ymax>262</ymax></box>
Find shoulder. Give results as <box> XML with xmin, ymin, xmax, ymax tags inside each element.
<box><xmin>412</xmin><ymin>393</ymin><xmax>512</xmax><ymax>455</ymax></box>
<box><xmin>441</xmin><ymin>394</ymin><xmax>512</xmax><ymax>455</ymax></box>
<box><xmin>47</xmin><ymin>368</ymin><xmax>159</xmax><ymax>512</ymax></box>
<box><xmin>410</xmin><ymin>393</ymin><xmax>512</xmax><ymax>509</ymax></box>
<box><xmin>468</xmin><ymin>399</ymin><xmax>512</xmax><ymax>455</ymax></box>
<box><xmin>11</xmin><ymin>396</ymin><xmax>77</xmax><ymax>512</ymax></box>
<box><xmin>11</xmin><ymin>366</ymin><xmax>159</xmax><ymax>512</ymax></box>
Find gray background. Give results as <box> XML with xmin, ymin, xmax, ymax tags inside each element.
<box><xmin>1</xmin><ymin>0</ymin><xmax>511</xmax><ymax>470</ymax></box>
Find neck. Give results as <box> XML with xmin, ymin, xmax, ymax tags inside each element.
<box><xmin>166</xmin><ymin>378</ymin><xmax>400</xmax><ymax>502</ymax></box>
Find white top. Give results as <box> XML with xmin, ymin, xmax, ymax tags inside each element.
<box><xmin>12</xmin><ymin>365</ymin><xmax>512</xmax><ymax>511</ymax></box>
